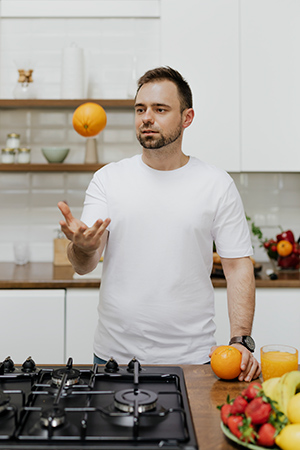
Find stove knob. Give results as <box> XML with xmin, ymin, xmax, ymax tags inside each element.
<box><xmin>3</xmin><ymin>356</ymin><xmax>15</xmax><ymax>373</ymax></box>
<box><xmin>105</xmin><ymin>357</ymin><xmax>119</xmax><ymax>373</ymax></box>
<box><xmin>22</xmin><ymin>356</ymin><xmax>36</xmax><ymax>372</ymax></box>
<box><xmin>127</xmin><ymin>357</ymin><xmax>141</xmax><ymax>373</ymax></box>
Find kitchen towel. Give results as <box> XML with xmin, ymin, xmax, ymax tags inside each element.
<box><xmin>61</xmin><ymin>43</ymin><xmax>85</xmax><ymax>99</ymax></box>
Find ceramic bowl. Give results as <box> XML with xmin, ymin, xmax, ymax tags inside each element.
<box><xmin>41</xmin><ymin>147</ymin><xmax>70</xmax><ymax>163</ymax></box>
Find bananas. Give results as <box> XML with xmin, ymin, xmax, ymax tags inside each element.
<box><xmin>262</xmin><ymin>371</ymin><xmax>300</xmax><ymax>416</ymax></box>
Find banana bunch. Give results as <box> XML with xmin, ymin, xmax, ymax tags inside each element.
<box><xmin>262</xmin><ymin>371</ymin><xmax>300</xmax><ymax>416</ymax></box>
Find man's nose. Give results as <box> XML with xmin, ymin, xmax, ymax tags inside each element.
<box><xmin>142</xmin><ymin>109</ymin><xmax>154</xmax><ymax>124</ymax></box>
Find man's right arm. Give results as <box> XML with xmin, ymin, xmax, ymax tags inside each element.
<box><xmin>57</xmin><ymin>201</ymin><xmax>111</xmax><ymax>275</ymax></box>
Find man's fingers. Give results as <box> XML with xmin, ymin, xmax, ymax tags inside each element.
<box><xmin>57</xmin><ymin>201</ymin><xmax>74</xmax><ymax>223</ymax></box>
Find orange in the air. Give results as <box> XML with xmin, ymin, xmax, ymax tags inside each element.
<box><xmin>211</xmin><ymin>345</ymin><xmax>242</xmax><ymax>380</ymax></box>
<box><xmin>72</xmin><ymin>102</ymin><xmax>107</xmax><ymax>137</ymax></box>
<box><xmin>277</xmin><ymin>240</ymin><xmax>293</xmax><ymax>257</ymax></box>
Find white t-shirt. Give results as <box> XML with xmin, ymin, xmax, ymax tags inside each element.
<box><xmin>81</xmin><ymin>155</ymin><xmax>253</xmax><ymax>364</ymax></box>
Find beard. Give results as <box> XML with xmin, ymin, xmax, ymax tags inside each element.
<box><xmin>136</xmin><ymin>123</ymin><xmax>182</xmax><ymax>150</ymax></box>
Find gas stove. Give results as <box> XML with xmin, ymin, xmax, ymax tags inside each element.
<box><xmin>0</xmin><ymin>356</ymin><xmax>198</xmax><ymax>449</ymax></box>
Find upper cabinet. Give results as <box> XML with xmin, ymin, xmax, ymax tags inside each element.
<box><xmin>160</xmin><ymin>0</ymin><xmax>240</xmax><ymax>172</ymax></box>
<box><xmin>161</xmin><ymin>0</ymin><xmax>300</xmax><ymax>173</ymax></box>
<box><xmin>240</xmin><ymin>0</ymin><xmax>300</xmax><ymax>172</ymax></box>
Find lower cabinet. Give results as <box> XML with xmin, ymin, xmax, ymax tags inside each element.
<box><xmin>0</xmin><ymin>289</ymin><xmax>65</xmax><ymax>365</ymax></box>
<box><xmin>65</xmin><ymin>288</ymin><xmax>99</xmax><ymax>364</ymax></box>
<box><xmin>214</xmin><ymin>288</ymin><xmax>300</xmax><ymax>362</ymax></box>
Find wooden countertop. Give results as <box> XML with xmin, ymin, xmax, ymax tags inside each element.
<box><xmin>0</xmin><ymin>262</ymin><xmax>299</xmax><ymax>289</ymax></box>
<box><xmin>183</xmin><ymin>364</ymin><xmax>249</xmax><ymax>449</ymax></box>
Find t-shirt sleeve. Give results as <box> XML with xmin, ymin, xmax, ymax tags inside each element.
<box><xmin>80</xmin><ymin>171</ymin><xmax>110</xmax><ymax>229</ymax></box>
<box><xmin>211</xmin><ymin>180</ymin><xmax>253</xmax><ymax>258</ymax></box>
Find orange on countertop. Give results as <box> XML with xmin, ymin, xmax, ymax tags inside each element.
<box><xmin>211</xmin><ymin>345</ymin><xmax>242</xmax><ymax>380</ymax></box>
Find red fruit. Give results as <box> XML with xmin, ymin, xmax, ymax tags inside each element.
<box><xmin>256</xmin><ymin>423</ymin><xmax>276</xmax><ymax>447</ymax></box>
<box><xmin>242</xmin><ymin>381</ymin><xmax>262</xmax><ymax>401</ymax></box>
<box><xmin>245</xmin><ymin>397</ymin><xmax>272</xmax><ymax>424</ymax></box>
<box><xmin>227</xmin><ymin>415</ymin><xmax>243</xmax><ymax>439</ymax></box>
<box><xmin>270</xmin><ymin>245</ymin><xmax>277</xmax><ymax>253</ymax></box>
<box><xmin>227</xmin><ymin>416</ymin><xmax>256</xmax><ymax>443</ymax></box>
<box><xmin>231</xmin><ymin>395</ymin><xmax>248</xmax><ymax>415</ymax></box>
<box><xmin>293</xmin><ymin>242</ymin><xmax>300</xmax><ymax>255</ymax></box>
<box><xmin>277</xmin><ymin>253</ymin><xmax>300</xmax><ymax>269</ymax></box>
<box><xmin>220</xmin><ymin>403</ymin><xmax>232</xmax><ymax>426</ymax></box>
<box><xmin>276</xmin><ymin>230</ymin><xmax>295</xmax><ymax>244</ymax></box>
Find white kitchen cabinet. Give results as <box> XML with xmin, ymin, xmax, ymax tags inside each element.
<box><xmin>65</xmin><ymin>288</ymin><xmax>99</xmax><ymax>364</ymax></box>
<box><xmin>240</xmin><ymin>0</ymin><xmax>300</xmax><ymax>171</ymax></box>
<box><xmin>161</xmin><ymin>0</ymin><xmax>240</xmax><ymax>171</ymax></box>
<box><xmin>214</xmin><ymin>288</ymin><xmax>300</xmax><ymax>362</ymax></box>
<box><xmin>0</xmin><ymin>289</ymin><xmax>65</xmax><ymax>364</ymax></box>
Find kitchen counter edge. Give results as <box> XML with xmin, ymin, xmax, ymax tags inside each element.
<box><xmin>0</xmin><ymin>262</ymin><xmax>299</xmax><ymax>289</ymax></box>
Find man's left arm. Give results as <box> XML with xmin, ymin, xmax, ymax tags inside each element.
<box><xmin>220</xmin><ymin>256</ymin><xmax>261</xmax><ymax>382</ymax></box>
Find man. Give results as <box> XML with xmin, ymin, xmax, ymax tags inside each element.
<box><xmin>58</xmin><ymin>67</ymin><xmax>260</xmax><ymax>381</ymax></box>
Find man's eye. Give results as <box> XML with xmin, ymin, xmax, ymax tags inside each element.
<box><xmin>157</xmin><ymin>108</ymin><xmax>165</xmax><ymax>113</ymax></box>
<box><xmin>136</xmin><ymin>108</ymin><xmax>144</xmax><ymax>114</ymax></box>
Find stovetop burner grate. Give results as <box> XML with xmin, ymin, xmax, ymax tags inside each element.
<box><xmin>0</xmin><ymin>356</ymin><xmax>198</xmax><ymax>449</ymax></box>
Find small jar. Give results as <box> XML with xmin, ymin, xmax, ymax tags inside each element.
<box><xmin>17</xmin><ymin>147</ymin><xmax>31</xmax><ymax>164</ymax></box>
<box><xmin>1</xmin><ymin>148</ymin><xmax>15</xmax><ymax>164</ymax></box>
<box><xmin>6</xmin><ymin>133</ymin><xmax>20</xmax><ymax>149</ymax></box>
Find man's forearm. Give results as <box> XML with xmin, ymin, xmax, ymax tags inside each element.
<box><xmin>222</xmin><ymin>257</ymin><xmax>256</xmax><ymax>338</ymax></box>
<box><xmin>67</xmin><ymin>242</ymin><xmax>100</xmax><ymax>275</ymax></box>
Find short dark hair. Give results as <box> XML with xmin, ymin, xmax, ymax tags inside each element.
<box><xmin>136</xmin><ymin>66</ymin><xmax>193</xmax><ymax>111</ymax></box>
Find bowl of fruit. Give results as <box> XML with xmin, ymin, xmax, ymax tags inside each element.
<box><xmin>263</xmin><ymin>230</ymin><xmax>300</xmax><ymax>271</ymax></box>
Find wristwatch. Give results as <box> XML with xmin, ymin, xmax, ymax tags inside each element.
<box><xmin>229</xmin><ymin>336</ymin><xmax>255</xmax><ymax>353</ymax></box>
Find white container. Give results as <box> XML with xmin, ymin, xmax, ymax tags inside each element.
<box><xmin>1</xmin><ymin>148</ymin><xmax>15</xmax><ymax>163</ymax></box>
<box><xmin>6</xmin><ymin>133</ymin><xmax>20</xmax><ymax>149</ymax></box>
<box><xmin>17</xmin><ymin>148</ymin><xmax>31</xmax><ymax>164</ymax></box>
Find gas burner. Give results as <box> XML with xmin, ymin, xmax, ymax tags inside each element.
<box><xmin>3</xmin><ymin>356</ymin><xmax>15</xmax><ymax>373</ymax></box>
<box><xmin>0</xmin><ymin>391</ymin><xmax>10</xmax><ymax>413</ymax></box>
<box><xmin>114</xmin><ymin>388</ymin><xmax>158</xmax><ymax>413</ymax></box>
<box><xmin>40</xmin><ymin>407</ymin><xmax>66</xmax><ymax>428</ymax></box>
<box><xmin>51</xmin><ymin>367</ymin><xmax>80</xmax><ymax>387</ymax></box>
<box><xmin>22</xmin><ymin>356</ymin><xmax>36</xmax><ymax>373</ymax></box>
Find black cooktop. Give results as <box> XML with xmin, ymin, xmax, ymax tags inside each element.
<box><xmin>0</xmin><ymin>356</ymin><xmax>198</xmax><ymax>449</ymax></box>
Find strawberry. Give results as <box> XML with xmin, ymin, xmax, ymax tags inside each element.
<box><xmin>256</xmin><ymin>423</ymin><xmax>276</xmax><ymax>447</ymax></box>
<box><xmin>242</xmin><ymin>381</ymin><xmax>262</xmax><ymax>401</ymax></box>
<box><xmin>245</xmin><ymin>397</ymin><xmax>272</xmax><ymax>425</ymax></box>
<box><xmin>228</xmin><ymin>416</ymin><xmax>256</xmax><ymax>443</ymax></box>
<box><xmin>231</xmin><ymin>395</ymin><xmax>248</xmax><ymax>415</ymax></box>
<box><xmin>227</xmin><ymin>415</ymin><xmax>243</xmax><ymax>439</ymax></box>
<box><xmin>220</xmin><ymin>403</ymin><xmax>232</xmax><ymax>426</ymax></box>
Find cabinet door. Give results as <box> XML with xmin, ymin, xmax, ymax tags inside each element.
<box><xmin>161</xmin><ymin>0</ymin><xmax>240</xmax><ymax>171</ymax></box>
<box><xmin>252</xmin><ymin>288</ymin><xmax>300</xmax><ymax>362</ymax></box>
<box><xmin>241</xmin><ymin>0</ymin><xmax>300</xmax><ymax>171</ymax></box>
<box><xmin>66</xmin><ymin>288</ymin><xmax>99</xmax><ymax>364</ymax></box>
<box><xmin>0</xmin><ymin>289</ymin><xmax>65</xmax><ymax>365</ymax></box>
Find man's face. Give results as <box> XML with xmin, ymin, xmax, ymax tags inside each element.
<box><xmin>134</xmin><ymin>80</ymin><xmax>184</xmax><ymax>150</ymax></box>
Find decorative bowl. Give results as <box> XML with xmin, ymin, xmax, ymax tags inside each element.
<box><xmin>41</xmin><ymin>147</ymin><xmax>69</xmax><ymax>163</ymax></box>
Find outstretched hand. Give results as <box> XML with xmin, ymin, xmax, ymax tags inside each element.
<box><xmin>57</xmin><ymin>201</ymin><xmax>111</xmax><ymax>255</ymax></box>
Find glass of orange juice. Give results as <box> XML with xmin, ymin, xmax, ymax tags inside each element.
<box><xmin>261</xmin><ymin>344</ymin><xmax>298</xmax><ymax>381</ymax></box>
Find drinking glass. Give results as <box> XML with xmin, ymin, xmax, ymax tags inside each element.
<box><xmin>261</xmin><ymin>344</ymin><xmax>298</xmax><ymax>381</ymax></box>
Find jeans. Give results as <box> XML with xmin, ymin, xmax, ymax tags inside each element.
<box><xmin>93</xmin><ymin>354</ymin><xmax>107</xmax><ymax>365</ymax></box>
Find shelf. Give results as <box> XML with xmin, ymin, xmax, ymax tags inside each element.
<box><xmin>0</xmin><ymin>99</ymin><xmax>134</xmax><ymax>109</ymax></box>
<box><xmin>0</xmin><ymin>163</ymin><xmax>105</xmax><ymax>172</ymax></box>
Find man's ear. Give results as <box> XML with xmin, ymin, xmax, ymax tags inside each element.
<box><xmin>182</xmin><ymin>108</ymin><xmax>195</xmax><ymax>129</ymax></box>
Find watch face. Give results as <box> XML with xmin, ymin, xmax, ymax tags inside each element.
<box><xmin>244</xmin><ymin>336</ymin><xmax>255</xmax><ymax>351</ymax></box>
